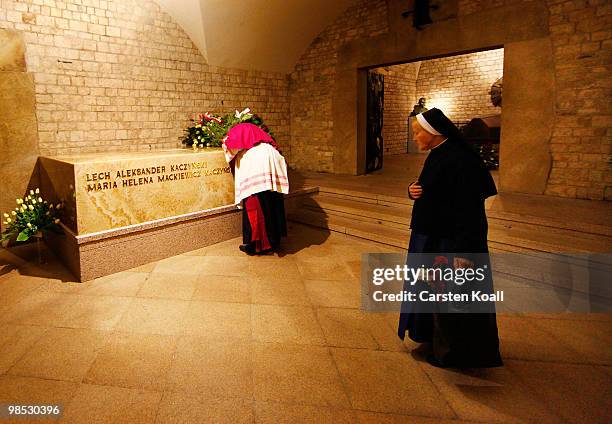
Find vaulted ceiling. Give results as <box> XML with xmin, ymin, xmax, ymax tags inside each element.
<box><xmin>155</xmin><ymin>0</ymin><xmax>359</xmax><ymax>74</ymax></box>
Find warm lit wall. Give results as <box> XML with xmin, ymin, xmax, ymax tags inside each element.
<box><xmin>289</xmin><ymin>0</ymin><xmax>388</xmax><ymax>172</ymax></box>
<box><xmin>544</xmin><ymin>0</ymin><xmax>611</xmax><ymax>199</ymax></box>
<box><xmin>376</xmin><ymin>49</ymin><xmax>503</xmax><ymax>157</ymax></box>
<box><xmin>0</xmin><ymin>0</ymin><xmax>290</xmax><ymax>159</ymax></box>
<box><xmin>290</xmin><ymin>0</ymin><xmax>611</xmax><ymax>200</ymax></box>
<box><xmin>372</xmin><ymin>63</ymin><xmax>419</xmax><ymax>156</ymax></box>
<box><xmin>414</xmin><ymin>49</ymin><xmax>504</xmax><ymax>123</ymax></box>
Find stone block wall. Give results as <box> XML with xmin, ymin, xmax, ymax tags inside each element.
<box><xmin>290</xmin><ymin>0</ymin><xmax>610</xmax><ymax>199</ymax></box>
<box><xmin>289</xmin><ymin>0</ymin><xmax>388</xmax><ymax>172</ymax></box>
<box><xmin>0</xmin><ymin>0</ymin><xmax>290</xmax><ymax>159</ymax></box>
<box><xmin>414</xmin><ymin>49</ymin><xmax>504</xmax><ymax>123</ymax></box>
<box><xmin>374</xmin><ymin>49</ymin><xmax>503</xmax><ymax>157</ymax></box>
<box><xmin>0</xmin><ymin>29</ymin><xmax>40</xmax><ymax>233</ymax></box>
<box><xmin>545</xmin><ymin>0</ymin><xmax>611</xmax><ymax>200</ymax></box>
<box><xmin>372</xmin><ymin>63</ymin><xmax>419</xmax><ymax>156</ymax></box>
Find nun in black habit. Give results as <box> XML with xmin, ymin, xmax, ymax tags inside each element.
<box><xmin>398</xmin><ymin>108</ymin><xmax>503</xmax><ymax>368</ymax></box>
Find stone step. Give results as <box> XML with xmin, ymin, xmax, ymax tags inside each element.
<box><xmin>304</xmin><ymin>194</ymin><xmax>611</xmax><ymax>250</ymax></box>
<box><xmin>299</xmin><ymin>183</ymin><xmax>612</xmax><ymax>237</ymax></box>
<box><xmin>302</xmin><ymin>182</ymin><xmax>411</xmax><ymax>207</ymax></box>
<box><xmin>301</xmin><ymin>195</ymin><xmax>410</xmax><ymax>230</ymax></box>
<box><xmin>288</xmin><ymin>209</ymin><xmax>408</xmax><ymax>248</ymax></box>
<box><xmin>290</xmin><ymin>200</ymin><xmax>611</xmax><ymax>253</ymax></box>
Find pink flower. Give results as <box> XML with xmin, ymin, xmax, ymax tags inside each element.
<box><xmin>433</xmin><ymin>256</ymin><xmax>449</xmax><ymax>267</ymax></box>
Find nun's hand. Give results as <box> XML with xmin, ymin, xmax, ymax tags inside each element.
<box><xmin>408</xmin><ymin>182</ymin><xmax>423</xmax><ymax>199</ymax></box>
<box><xmin>453</xmin><ymin>257</ymin><xmax>474</xmax><ymax>269</ymax></box>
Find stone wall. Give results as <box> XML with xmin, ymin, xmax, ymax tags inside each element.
<box><xmin>290</xmin><ymin>0</ymin><xmax>610</xmax><ymax>200</ymax></box>
<box><xmin>0</xmin><ymin>0</ymin><xmax>290</xmax><ymax>159</ymax></box>
<box><xmin>372</xmin><ymin>63</ymin><xmax>418</xmax><ymax>156</ymax></box>
<box><xmin>289</xmin><ymin>0</ymin><xmax>388</xmax><ymax>172</ymax></box>
<box><xmin>0</xmin><ymin>29</ymin><xmax>40</xmax><ymax>233</ymax></box>
<box><xmin>375</xmin><ymin>49</ymin><xmax>503</xmax><ymax>157</ymax></box>
<box><xmin>545</xmin><ymin>0</ymin><xmax>611</xmax><ymax>200</ymax></box>
<box><xmin>415</xmin><ymin>49</ymin><xmax>504</xmax><ymax>123</ymax></box>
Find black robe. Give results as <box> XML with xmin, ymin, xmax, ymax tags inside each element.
<box><xmin>398</xmin><ymin>137</ymin><xmax>503</xmax><ymax>368</ymax></box>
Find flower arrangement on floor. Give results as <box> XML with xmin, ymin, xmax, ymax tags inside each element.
<box><xmin>1</xmin><ymin>189</ymin><xmax>63</xmax><ymax>243</ymax></box>
<box><xmin>182</xmin><ymin>108</ymin><xmax>274</xmax><ymax>149</ymax></box>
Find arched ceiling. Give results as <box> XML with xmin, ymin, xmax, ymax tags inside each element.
<box><xmin>155</xmin><ymin>0</ymin><xmax>359</xmax><ymax>74</ymax></box>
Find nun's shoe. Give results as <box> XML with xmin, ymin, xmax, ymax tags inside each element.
<box><xmin>426</xmin><ymin>353</ymin><xmax>448</xmax><ymax>368</ymax></box>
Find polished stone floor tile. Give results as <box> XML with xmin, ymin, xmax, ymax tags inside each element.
<box><xmin>254</xmin><ymin>401</ymin><xmax>355</xmax><ymax>423</ymax></box>
<box><xmin>295</xmin><ymin>258</ymin><xmax>355</xmax><ymax>281</ymax></box>
<box><xmin>181</xmin><ymin>300</ymin><xmax>252</xmax><ymax>338</ymax></box>
<box><xmin>1</xmin><ymin>291</ymin><xmax>79</xmax><ymax>326</ymax></box>
<box><xmin>316</xmin><ymin>308</ymin><xmax>407</xmax><ymax>351</ymax></box>
<box><xmin>533</xmin><ymin>317</ymin><xmax>612</xmax><ymax>365</ymax></box>
<box><xmin>8</xmin><ymin>327</ymin><xmax>110</xmax><ymax>382</ymax></box>
<box><xmin>156</xmin><ymin>392</ymin><xmax>254</xmax><ymax>423</ymax></box>
<box><xmin>61</xmin><ymin>384</ymin><xmax>161</xmax><ymax>424</ymax></box>
<box><xmin>199</xmin><ymin>255</ymin><xmax>252</xmax><ymax>277</ymax></box>
<box><xmin>136</xmin><ymin>273</ymin><xmax>198</xmax><ymax>300</ymax></box>
<box><xmin>304</xmin><ymin>279</ymin><xmax>361</xmax><ymax>308</ymax></box>
<box><xmin>0</xmin><ymin>324</ymin><xmax>48</xmax><ymax>374</ymax></box>
<box><xmin>58</xmin><ymin>295</ymin><xmax>132</xmax><ymax>330</ymax></box>
<box><xmin>497</xmin><ymin>315</ymin><xmax>582</xmax><ymax>363</ymax></box>
<box><xmin>152</xmin><ymin>255</ymin><xmax>208</xmax><ymax>275</ymax></box>
<box><xmin>417</xmin><ymin>359</ymin><xmax>562</xmax><ymax>423</ymax></box>
<box><xmin>0</xmin><ymin>374</ymin><xmax>79</xmax><ymax>404</ymax></box>
<box><xmin>251</xmin><ymin>304</ymin><xmax>325</xmax><ymax>345</ymax></box>
<box><xmin>252</xmin><ymin>343</ymin><xmax>350</xmax><ymax>407</ymax></box>
<box><xmin>192</xmin><ymin>274</ymin><xmax>253</xmax><ymax>303</ymax></box>
<box><xmin>331</xmin><ymin>347</ymin><xmax>455</xmax><ymax>417</ymax></box>
<box><xmin>80</xmin><ymin>272</ymin><xmax>148</xmax><ymax>297</ymax></box>
<box><xmin>165</xmin><ymin>337</ymin><xmax>254</xmax><ymax>399</ymax></box>
<box><xmin>114</xmin><ymin>298</ymin><xmax>189</xmax><ymax>335</ymax></box>
<box><xmin>83</xmin><ymin>333</ymin><xmax>178</xmax><ymax>392</ymax></box>
<box><xmin>507</xmin><ymin>360</ymin><xmax>612</xmax><ymax>424</ymax></box>
<box><xmin>251</xmin><ymin>277</ymin><xmax>310</xmax><ymax>306</ymax></box>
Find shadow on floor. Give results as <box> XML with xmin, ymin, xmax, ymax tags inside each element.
<box><xmin>277</xmin><ymin>222</ymin><xmax>331</xmax><ymax>257</ymax></box>
<box><xmin>0</xmin><ymin>242</ymin><xmax>77</xmax><ymax>282</ymax></box>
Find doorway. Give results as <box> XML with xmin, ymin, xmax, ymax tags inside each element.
<box><xmin>365</xmin><ymin>48</ymin><xmax>504</xmax><ymax>184</ymax></box>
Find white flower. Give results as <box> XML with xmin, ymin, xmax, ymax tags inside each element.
<box><xmin>20</xmin><ymin>207</ymin><xmax>25</xmax><ymax>212</ymax></box>
<box><xmin>31</xmin><ymin>198</ymin><xmax>36</xmax><ymax>204</ymax></box>
<box><xmin>38</xmin><ymin>197</ymin><xmax>43</xmax><ymax>203</ymax></box>
<box><xmin>28</xmin><ymin>205</ymin><xmax>34</xmax><ymax>210</ymax></box>
<box><xmin>16</xmin><ymin>198</ymin><xmax>22</xmax><ymax>204</ymax></box>
<box><xmin>6</xmin><ymin>218</ymin><xmax>11</xmax><ymax>223</ymax></box>
<box><xmin>11</xmin><ymin>211</ymin><xmax>16</xmax><ymax>216</ymax></box>
<box><xmin>55</xmin><ymin>204</ymin><xmax>62</xmax><ymax>209</ymax></box>
<box><xmin>27</xmin><ymin>222</ymin><xmax>32</xmax><ymax>228</ymax></box>
<box><xmin>35</xmin><ymin>188</ymin><xmax>40</xmax><ymax>194</ymax></box>
<box><xmin>49</xmin><ymin>204</ymin><xmax>54</xmax><ymax>209</ymax></box>
<box><xmin>29</xmin><ymin>190</ymin><xmax>34</xmax><ymax>195</ymax></box>
<box><xmin>46</xmin><ymin>211</ymin><xmax>50</xmax><ymax>216</ymax></box>
<box><xmin>54</xmin><ymin>218</ymin><xmax>60</xmax><ymax>224</ymax></box>
<box><xmin>235</xmin><ymin>107</ymin><xmax>251</xmax><ymax>119</ymax></box>
<box><xmin>3</xmin><ymin>213</ymin><xmax>8</xmax><ymax>218</ymax></box>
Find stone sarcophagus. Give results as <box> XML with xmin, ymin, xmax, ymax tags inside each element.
<box><xmin>39</xmin><ymin>149</ymin><xmax>242</xmax><ymax>281</ymax></box>
<box><xmin>40</xmin><ymin>149</ymin><xmax>235</xmax><ymax>235</ymax></box>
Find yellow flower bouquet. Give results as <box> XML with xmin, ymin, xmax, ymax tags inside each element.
<box><xmin>1</xmin><ymin>188</ymin><xmax>63</xmax><ymax>243</ymax></box>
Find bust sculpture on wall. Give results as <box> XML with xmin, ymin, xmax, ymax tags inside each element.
<box><xmin>409</xmin><ymin>97</ymin><xmax>428</xmax><ymax>116</ymax></box>
<box><xmin>489</xmin><ymin>77</ymin><xmax>503</xmax><ymax>107</ymax></box>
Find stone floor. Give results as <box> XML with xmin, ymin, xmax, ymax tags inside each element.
<box><xmin>0</xmin><ymin>223</ymin><xmax>610</xmax><ymax>423</ymax></box>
